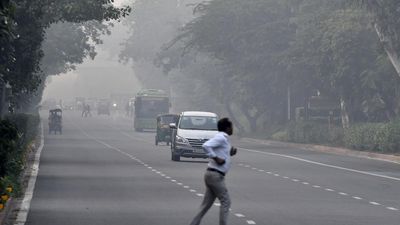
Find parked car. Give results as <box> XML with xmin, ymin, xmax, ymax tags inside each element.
<box><xmin>169</xmin><ymin>111</ymin><xmax>218</xmax><ymax>161</ymax></box>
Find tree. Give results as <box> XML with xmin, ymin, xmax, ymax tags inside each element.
<box><xmin>1</xmin><ymin>0</ymin><xmax>130</xmax><ymax>112</ymax></box>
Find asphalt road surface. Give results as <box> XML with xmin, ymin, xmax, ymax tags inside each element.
<box><xmin>25</xmin><ymin>111</ymin><xmax>400</xmax><ymax>225</ymax></box>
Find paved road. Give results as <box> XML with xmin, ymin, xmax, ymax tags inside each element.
<box><xmin>26</xmin><ymin>111</ymin><xmax>400</xmax><ymax>225</ymax></box>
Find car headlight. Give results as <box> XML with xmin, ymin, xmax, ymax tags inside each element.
<box><xmin>176</xmin><ymin>135</ymin><xmax>189</xmax><ymax>145</ymax></box>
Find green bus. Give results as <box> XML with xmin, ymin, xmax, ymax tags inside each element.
<box><xmin>134</xmin><ymin>89</ymin><xmax>170</xmax><ymax>131</ymax></box>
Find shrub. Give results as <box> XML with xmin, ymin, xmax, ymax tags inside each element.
<box><xmin>286</xmin><ymin>121</ymin><xmax>343</xmax><ymax>145</ymax></box>
<box><xmin>0</xmin><ymin>113</ymin><xmax>40</xmax><ymax>197</ymax></box>
<box><xmin>271</xmin><ymin>131</ymin><xmax>288</xmax><ymax>142</ymax></box>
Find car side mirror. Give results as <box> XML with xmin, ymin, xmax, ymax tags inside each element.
<box><xmin>169</xmin><ymin>123</ymin><xmax>177</xmax><ymax>129</ymax></box>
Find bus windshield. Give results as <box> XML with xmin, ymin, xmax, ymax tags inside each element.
<box><xmin>135</xmin><ymin>97</ymin><xmax>169</xmax><ymax>118</ymax></box>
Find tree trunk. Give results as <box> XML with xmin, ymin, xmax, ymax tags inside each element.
<box><xmin>340</xmin><ymin>97</ymin><xmax>350</xmax><ymax>129</ymax></box>
<box><xmin>374</xmin><ymin>24</ymin><xmax>400</xmax><ymax>76</ymax></box>
<box><xmin>224</xmin><ymin>101</ymin><xmax>245</xmax><ymax>133</ymax></box>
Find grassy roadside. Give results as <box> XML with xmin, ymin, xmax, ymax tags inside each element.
<box><xmin>243</xmin><ymin>120</ymin><xmax>400</xmax><ymax>155</ymax></box>
<box><xmin>0</xmin><ymin>113</ymin><xmax>40</xmax><ymax>212</ymax></box>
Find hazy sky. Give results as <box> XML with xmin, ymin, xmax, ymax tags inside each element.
<box><xmin>42</xmin><ymin>10</ymin><xmax>141</xmax><ymax>102</ymax></box>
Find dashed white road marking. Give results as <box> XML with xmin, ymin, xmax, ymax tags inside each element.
<box><xmin>387</xmin><ymin>207</ymin><xmax>399</xmax><ymax>211</ymax></box>
<box><xmin>177</xmin><ymin>183</ymin><xmax>183</xmax><ymax>185</ymax></box>
<box><xmin>292</xmin><ymin>179</ymin><xmax>299</xmax><ymax>182</ymax></box>
<box><xmin>283</xmin><ymin>176</ymin><xmax>289</xmax><ymax>179</ymax></box>
<box><xmin>74</xmin><ymin>121</ymin><xmax>259</xmax><ymax>225</ymax></box>
<box><xmin>353</xmin><ymin>196</ymin><xmax>362</xmax><ymax>200</ymax></box>
<box><xmin>369</xmin><ymin>201</ymin><xmax>381</xmax><ymax>206</ymax></box>
<box><xmin>235</xmin><ymin>213</ymin><xmax>245</xmax><ymax>218</ymax></box>
<box><xmin>302</xmin><ymin>182</ymin><xmax>309</xmax><ymax>185</ymax></box>
<box><xmin>339</xmin><ymin>192</ymin><xmax>348</xmax><ymax>196</ymax></box>
<box><xmin>239</xmin><ymin>147</ymin><xmax>400</xmax><ymax>181</ymax></box>
<box><xmin>312</xmin><ymin>185</ymin><xmax>321</xmax><ymax>188</ymax></box>
<box><xmin>325</xmin><ymin>188</ymin><xmax>334</xmax><ymax>192</ymax></box>
<box><xmin>258</xmin><ymin>169</ymin><xmax>264</xmax><ymax>172</ymax></box>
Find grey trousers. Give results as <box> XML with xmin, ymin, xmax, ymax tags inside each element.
<box><xmin>189</xmin><ymin>170</ymin><xmax>231</xmax><ymax>225</ymax></box>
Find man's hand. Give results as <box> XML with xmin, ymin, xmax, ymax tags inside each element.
<box><xmin>230</xmin><ymin>146</ymin><xmax>237</xmax><ymax>156</ymax></box>
<box><xmin>213</xmin><ymin>157</ymin><xmax>226</xmax><ymax>165</ymax></box>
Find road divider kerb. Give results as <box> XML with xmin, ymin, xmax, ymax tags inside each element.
<box><xmin>14</xmin><ymin>122</ymin><xmax>45</xmax><ymax>225</ymax></box>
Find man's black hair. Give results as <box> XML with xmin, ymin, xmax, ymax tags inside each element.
<box><xmin>217</xmin><ymin>117</ymin><xmax>232</xmax><ymax>132</ymax></box>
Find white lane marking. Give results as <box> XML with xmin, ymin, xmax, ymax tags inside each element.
<box><xmin>177</xmin><ymin>183</ymin><xmax>183</xmax><ymax>185</ymax></box>
<box><xmin>302</xmin><ymin>182</ymin><xmax>309</xmax><ymax>185</ymax></box>
<box><xmin>252</xmin><ymin>167</ymin><xmax>257</xmax><ymax>170</ymax></box>
<box><xmin>190</xmin><ymin>189</ymin><xmax>196</xmax><ymax>192</ymax></box>
<box><xmin>352</xmin><ymin>196</ymin><xmax>362</xmax><ymax>200</ymax></box>
<box><xmin>387</xmin><ymin>207</ymin><xmax>399</xmax><ymax>211</ymax></box>
<box><xmin>183</xmin><ymin>186</ymin><xmax>190</xmax><ymax>189</ymax></box>
<box><xmin>245</xmin><ymin>165</ymin><xmax>250</xmax><ymax>168</ymax></box>
<box><xmin>214</xmin><ymin>203</ymin><xmax>221</xmax><ymax>206</ymax></box>
<box><xmin>266</xmin><ymin>172</ymin><xmax>272</xmax><ymax>174</ymax></box>
<box><xmin>15</xmin><ymin>123</ymin><xmax>45</xmax><ymax>225</ymax></box>
<box><xmin>274</xmin><ymin>174</ymin><xmax>280</xmax><ymax>177</ymax></box>
<box><xmin>369</xmin><ymin>201</ymin><xmax>381</xmax><ymax>206</ymax></box>
<box><xmin>312</xmin><ymin>185</ymin><xmax>321</xmax><ymax>188</ymax></box>
<box><xmin>247</xmin><ymin>220</ymin><xmax>256</xmax><ymax>224</ymax></box>
<box><xmin>166</xmin><ymin>176</ymin><xmax>171</xmax><ymax>179</ymax></box>
<box><xmin>235</xmin><ymin>213</ymin><xmax>245</xmax><ymax>218</ymax></box>
<box><xmin>240</xmin><ymin>147</ymin><xmax>400</xmax><ymax>181</ymax></box>
<box><xmin>292</xmin><ymin>179</ymin><xmax>299</xmax><ymax>182</ymax></box>
<box><xmin>258</xmin><ymin>169</ymin><xmax>264</xmax><ymax>172</ymax></box>
<box><xmin>196</xmin><ymin>193</ymin><xmax>204</xmax><ymax>197</ymax></box>
<box><xmin>283</xmin><ymin>176</ymin><xmax>289</xmax><ymax>179</ymax></box>
<box><xmin>325</xmin><ymin>188</ymin><xmax>334</xmax><ymax>192</ymax></box>
<box><xmin>339</xmin><ymin>192</ymin><xmax>348</xmax><ymax>196</ymax></box>
<box><xmin>171</xmin><ymin>180</ymin><xmax>177</xmax><ymax>182</ymax></box>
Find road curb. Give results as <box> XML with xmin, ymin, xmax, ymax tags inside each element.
<box><xmin>12</xmin><ymin>122</ymin><xmax>44</xmax><ymax>225</ymax></box>
<box><xmin>240</xmin><ymin>137</ymin><xmax>400</xmax><ymax>164</ymax></box>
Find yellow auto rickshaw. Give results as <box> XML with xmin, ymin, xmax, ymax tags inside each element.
<box><xmin>48</xmin><ymin>108</ymin><xmax>62</xmax><ymax>134</ymax></box>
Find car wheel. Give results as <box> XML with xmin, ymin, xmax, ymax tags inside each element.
<box><xmin>155</xmin><ymin>137</ymin><xmax>158</xmax><ymax>146</ymax></box>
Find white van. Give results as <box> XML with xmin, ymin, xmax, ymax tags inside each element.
<box><xmin>170</xmin><ymin>111</ymin><xmax>219</xmax><ymax>161</ymax></box>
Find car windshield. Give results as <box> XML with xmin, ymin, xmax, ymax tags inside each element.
<box><xmin>179</xmin><ymin>116</ymin><xmax>218</xmax><ymax>130</ymax></box>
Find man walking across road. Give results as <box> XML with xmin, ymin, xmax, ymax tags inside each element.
<box><xmin>189</xmin><ymin>118</ymin><xmax>237</xmax><ymax>225</ymax></box>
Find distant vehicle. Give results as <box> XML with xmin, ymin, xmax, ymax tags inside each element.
<box><xmin>169</xmin><ymin>111</ymin><xmax>219</xmax><ymax>161</ymax></box>
<box><xmin>155</xmin><ymin>114</ymin><xmax>179</xmax><ymax>146</ymax></box>
<box><xmin>97</xmin><ymin>99</ymin><xmax>111</xmax><ymax>115</ymax></box>
<box><xmin>133</xmin><ymin>89</ymin><xmax>170</xmax><ymax>131</ymax></box>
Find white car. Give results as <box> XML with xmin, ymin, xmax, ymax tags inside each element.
<box><xmin>170</xmin><ymin>111</ymin><xmax>219</xmax><ymax>161</ymax></box>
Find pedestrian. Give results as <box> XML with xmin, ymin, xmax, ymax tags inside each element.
<box><xmin>189</xmin><ymin>117</ymin><xmax>237</xmax><ymax>225</ymax></box>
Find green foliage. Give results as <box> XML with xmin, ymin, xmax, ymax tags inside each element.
<box><xmin>1</xmin><ymin>0</ymin><xmax>130</xmax><ymax>111</ymax></box>
<box><xmin>0</xmin><ymin>113</ymin><xmax>39</xmax><ymax>196</ymax></box>
<box><xmin>271</xmin><ymin>131</ymin><xmax>288</xmax><ymax>142</ymax></box>
<box><xmin>286</xmin><ymin>121</ymin><xmax>344</xmax><ymax>145</ymax></box>
<box><xmin>344</xmin><ymin>120</ymin><xmax>400</xmax><ymax>153</ymax></box>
